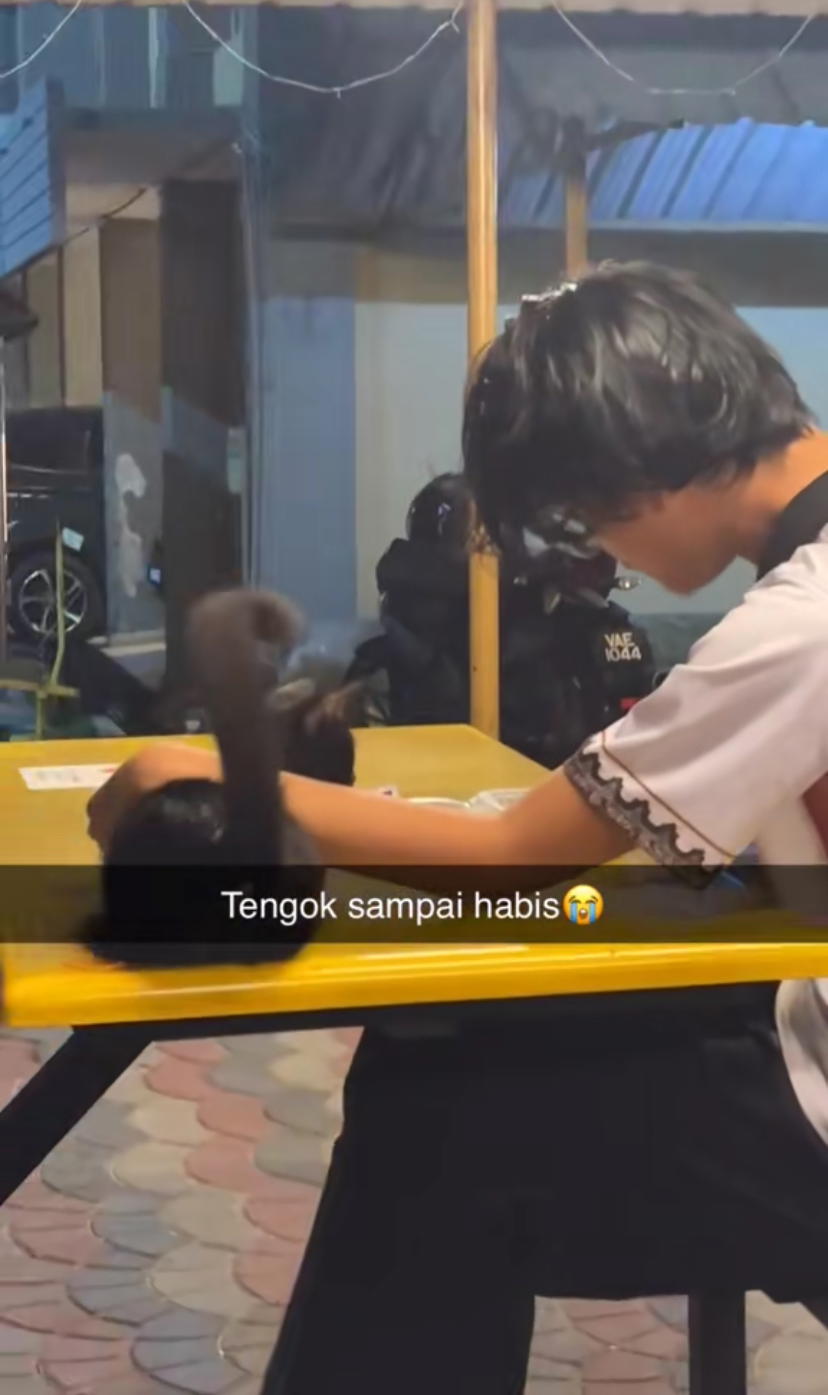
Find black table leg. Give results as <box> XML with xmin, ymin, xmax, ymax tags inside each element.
<box><xmin>0</xmin><ymin>1024</ymin><xmax>151</xmax><ymax>1204</ymax></box>
<box><xmin>688</xmin><ymin>1293</ymin><xmax>747</xmax><ymax>1395</ymax></box>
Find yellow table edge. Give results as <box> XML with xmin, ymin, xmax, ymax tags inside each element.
<box><xmin>5</xmin><ymin>938</ymin><xmax>828</xmax><ymax>1029</ymax></box>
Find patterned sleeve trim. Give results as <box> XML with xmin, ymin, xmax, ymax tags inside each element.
<box><xmin>563</xmin><ymin>733</ymin><xmax>730</xmax><ymax>883</ymax></box>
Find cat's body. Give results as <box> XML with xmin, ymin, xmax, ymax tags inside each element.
<box><xmin>85</xmin><ymin>590</ymin><xmax>357</xmax><ymax>969</ymax></box>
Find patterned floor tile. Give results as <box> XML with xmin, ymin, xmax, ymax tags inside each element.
<box><xmin>0</xmin><ymin>1040</ymin><xmax>38</xmax><ymax>1077</ymax></box>
<box><xmin>151</xmin><ymin>1244</ymin><xmax>256</xmax><ymax>1321</ymax></box>
<box><xmin>42</xmin><ymin>1334</ymin><xmax>133</xmax><ymax>1362</ymax></box>
<box><xmin>753</xmin><ymin>1332</ymin><xmax>828</xmax><ymax>1394</ymax></box>
<box><xmin>646</xmin><ymin>1297</ymin><xmax>688</xmax><ymax>1329</ymax></box>
<box><xmin>333</xmin><ymin>1026</ymin><xmax>362</xmax><ymax>1052</ymax></box>
<box><xmin>0</xmin><ymin>1374</ymin><xmax>54</xmax><ymax>1394</ymax></box>
<box><xmin>146</xmin><ymin>1059</ymin><xmax>215</xmax><ymax>1103</ymax></box>
<box><xmin>135</xmin><ymin>1355</ymin><xmax>241</xmax><ymax>1394</ymax></box>
<box><xmin>40</xmin><ymin>1140</ymin><xmax>114</xmax><ymax>1204</ymax></box>
<box><xmin>196</xmin><ymin>1092</ymin><xmax>270</xmax><ymax>1144</ymax></box>
<box><xmin>583</xmin><ymin>1382</ymin><xmax>674</xmax><ymax>1395</ymax></box>
<box><xmin>266</xmin><ymin>1049</ymin><xmax>344</xmax><ymax>1095</ymax></box>
<box><xmin>566</xmin><ymin>1300</ymin><xmax>651</xmax><ymax>1322</ymax></box>
<box><xmin>41</xmin><ymin>1349</ymin><xmax>136</xmax><ymax>1391</ymax></box>
<box><xmin>97</xmin><ymin>1376</ymin><xmax>182</xmax><ymax>1395</ymax></box>
<box><xmin>158</xmin><ymin>1042</ymin><xmax>227</xmax><ymax>1066</ymax></box>
<box><xmin>577</xmin><ymin>1312</ymin><xmax>662</xmax><ymax>1344</ymax></box>
<box><xmin>101</xmin><ymin>1065</ymin><xmax>157</xmax><ymax>1110</ymax></box>
<box><xmin>217</xmin><ymin>1035</ymin><xmax>282</xmax><ymax>1059</ymax></box>
<box><xmin>183</xmin><ymin>1139</ymin><xmax>285</xmax><ymax>1196</ymax></box>
<box><xmin>110</xmin><ymin>1142</ymin><xmax>191</xmax><ymax>1197</ymax></box>
<box><xmin>0</xmin><ymin>1252</ymin><xmax>75</xmax><ymax>1285</ymax></box>
<box><xmin>73</xmin><ymin>1100</ymin><xmax>144</xmax><ymax>1153</ymax></box>
<box><xmin>135</xmin><ymin>1330</ymin><xmax>235</xmax><ymax>1392</ymax></box>
<box><xmin>219</xmin><ymin>1311</ymin><xmax>280</xmax><ymax>1378</ymax></box>
<box><xmin>234</xmin><ymin>1249</ymin><xmax>302</xmax><ymax>1307</ymax></box>
<box><xmin>161</xmin><ymin>1189</ymin><xmax>257</xmax><ymax>1251</ymax></box>
<box><xmin>6</xmin><ymin>1303</ymin><xmax>121</xmax><ymax>1339</ymax></box>
<box><xmin>0</xmin><ymin>1322</ymin><xmax>42</xmax><ymax>1355</ymax></box>
<box><xmin>622</xmin><ymin>1325</ymin><xmax>687</xmax><ymax>1360</ymax></box>
<box><xmin>128</xmin><ymin>1097</ymin><xmax>210</xmax><ymax>1148</ymax></box>
<box><xmin>137</xmin><ymin>1311</ymin><xmax>225</xmax><ymax>1342</ymax></box>
<box><xmin>3</xmin><ymin>1026</ymin><xmax>828</xmax><ymax>1394</ymax></box>
<box><xmin>268</xmin><ymin>1031</ymin><xmax>347</xmax><ymax>1061</ymax></box>
<box><xmin>10</xmin><ymin>1219</ymin><xmax>104</xmax><ymax>1266</ymax></box>
<box><xmin>243</xmin><ymin>1185</ymin><xmax>320</xmax><ymax>1245</ymax></box>
<box><xmin>207</xmin><ymin>1059</ymin><xmax>280</xmax><ymax>1101</ymax></box>
<box><xmin>525</xmin><ymin>1379</ymin><xmax>582</xmax><ymax>1395</ymax></box>
<box><xmin>92</xmin><ymin>1208</ymin><xmax>181</xmax><ymax>1261</ymax></box>
<box><xmin>529</xmin><ymin>1354</ymin><xmax>584</xmax><ymax>1381</ymax></box>
<box><xmin>253</xmin><ymin>1123</ymin><xmax>330</xmax><ymax>1188</ymax></box>
<box><xmin>583</xmin><ymin>1349</ymin><xmax>666</xmax><ymax>1382</ymax></box>
<box><xmin>224</xmin><ymin>1381</ymin><xmax>260</xmax><ymax>1395</ymax></box>
<box><xmin>5</xmin><ymin>1176</ymin><xmax>90</xmax><ymax>1216</ymax></box>
<box><xmin>532</xmin><ymin>1328</ymin><xmax>603</xmax><ymax>1364</ymax></box>
<box><xmin>534</xmin><ymin>1299</ymin><xmax>573</xmax><ymax>1334</ymax></box>
<box><xmin>68</xmin><ymin>1264</ymin><xmax>170</xmax><ymax>1326</ymax></box>
<box><xmin>263</xmin><ymin>1084</ymin><xmax>336</xmax><ymax>1138</ymax></box>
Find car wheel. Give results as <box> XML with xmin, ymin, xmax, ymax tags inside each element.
<box><xmin>9</xmin><ymin>550</ymin><xmax>105</xmax><ymax>641</ymax></box>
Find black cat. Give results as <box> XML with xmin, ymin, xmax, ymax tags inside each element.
<box><xmin>85</xmin><ymin>590</ymin><xmax>359</xmax><ymax>969</ymax></box>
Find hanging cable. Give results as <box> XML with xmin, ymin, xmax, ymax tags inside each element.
<box><xmin>182</xmin><ymin>0</ymin><xmax>462</xmax><ymax>97</ymax></box>
<box><xmin>0</xmin><ymin>0</ymin><xmax>85</xmax><ymax>84</ymax></box>
<box><xmin>548</xmin><ymin>3</ymin><xmax>816</xmax><ymax>98</ymax></box>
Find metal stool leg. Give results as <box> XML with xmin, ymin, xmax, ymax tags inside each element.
<box><xmin>688</xmin><ymin>1292</ymin><xmax>747</xmax><ymax>1395</ymax></box>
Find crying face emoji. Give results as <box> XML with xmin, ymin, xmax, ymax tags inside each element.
<box><xmin>563</xmin><ymin>885</ymin><xmax>604</xmax><ymax>927</ymax></box>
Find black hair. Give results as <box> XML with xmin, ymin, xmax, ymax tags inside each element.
<box><xmin>85</xmin><ymin>590</ymin><xmax>358</xmax><ymax>969</ymax></box>
<box><xmin>462</xmin><ymin>261</ymin><xmax>813</xmax><ymax>547</ymax></box>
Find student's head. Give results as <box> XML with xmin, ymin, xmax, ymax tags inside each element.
<box><xmin>463</xmin><ymin>262</ymin><xmax>812</xmax><ymax>593</ymax></box>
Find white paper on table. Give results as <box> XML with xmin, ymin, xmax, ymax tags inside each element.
<box><xmin>19</xmin><ymin>764</ymin><xmax>118</xmax><ymax>791</ymax></box>
<box><xmin>18</xmin><ymin>769</ymin><xmax>400</xmax><ymax>795</ymax></box>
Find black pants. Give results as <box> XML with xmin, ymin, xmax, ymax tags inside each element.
<box><xmin>262</xmin><ymin>987</ymin><xmax>828</xmax><ymax>1395</ymax></box>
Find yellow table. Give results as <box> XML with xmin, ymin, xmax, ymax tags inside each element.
<box><xmin>0</xmin><ymin>723</ymin><xmax>824</xmax><ymax>1189</ymax></box>
<box><xmin>0</xmin><ymin>726</ymin><xmax>821</xmax><ymax>1395</ymax></box>
<box><xmin>0</xmin><ymin>727</ymin><xmax>824</xmax><ymax>1031</ymax></box>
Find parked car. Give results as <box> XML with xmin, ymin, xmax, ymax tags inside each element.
<box><xmin>6</xmin><ymin>406</ymin><xmax>106</xmax><ymax>642</ymax></box>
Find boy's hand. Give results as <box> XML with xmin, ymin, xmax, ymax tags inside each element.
<box><xmin>87</xmin><ymin>745</ymin><xmax>221</xmax><ymax>855</ymax></box>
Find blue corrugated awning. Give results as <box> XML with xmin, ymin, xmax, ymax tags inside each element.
<box><xmin>246</xmin><ymin>9</ymin><xmax>828</xmax><ymax>229</ymax></box>
<box><xmin>503</xmin><ymin>119</ymin><xmax>828</xmax><ymax>229</ymax></box>
<box><xmin>0</xmin><ymin>81</ymin><xmax>65</xmax><ymax>276</ymax></box>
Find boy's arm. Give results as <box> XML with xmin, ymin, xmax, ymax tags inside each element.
<box><xmin>283</xmin><ymin>766</ymin><xmax>630</xmax><ymax>882</ymax></box>
<box><xmin>86</xmin><ymin>743</ymin><xmax>630</xmax><ymax>882</ymax></box>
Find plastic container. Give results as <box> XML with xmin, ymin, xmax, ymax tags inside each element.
<box><xmin>470</xmin><ymin>788</ymin><xmax>530</xmax><ymax>813</ymax></box>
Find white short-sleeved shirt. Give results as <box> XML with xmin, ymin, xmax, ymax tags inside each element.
<box><xmin>563</xmin><ymin>525</ymin><xmax>828</xmax><ymax>1146</ymax></box>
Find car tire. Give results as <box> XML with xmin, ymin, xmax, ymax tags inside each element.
<box><xmin>8</xmin><ymin>550</ymin><xmax>105</xmax><ymax>642</ymax></box>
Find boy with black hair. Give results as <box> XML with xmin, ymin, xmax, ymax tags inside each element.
<box><xmin>90</xmin><ymin>262</ymin><xmax>828</xmax><ymax>1393</ymax></box>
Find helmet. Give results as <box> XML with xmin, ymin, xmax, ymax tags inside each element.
<box><xmin>405</xmin><ymin>474</ymin><xmax>471</xmax><ymax>551</ymax></box>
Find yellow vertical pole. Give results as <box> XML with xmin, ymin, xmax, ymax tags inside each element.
<box><xmin>466</xmin><ymin>0</ymin><xmax>500</xmax><ymax>738</ymax></box>
<box><xmin>564</xmin><ymin>121</ymin><xmax>589</xmax><ymax>275</ymax></box>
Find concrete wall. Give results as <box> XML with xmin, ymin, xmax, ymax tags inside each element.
<box><xmin>63</xmin><ymin>228</ymin><xmax>102</xmax><ymax>407</ymax></box>
<box><xmin>100</xmin><ymin>217</ymin><xmax>164</xmax><ymax>635</ymax></box>
<box><xmin>24</xmin><ymin>250</ymin><xmax>62</xmax><ymax>408</ymax></box>
<box><xmin>251</xmin><ymin>240</ymin><xmax>357</xmax><ymax>622</ymax></box>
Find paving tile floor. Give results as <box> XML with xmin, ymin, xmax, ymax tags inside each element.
<box><xmin>1</xmin><ymin>1027</ymin><xmax>826</xmax><ymax>1395</ymax></box>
